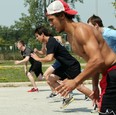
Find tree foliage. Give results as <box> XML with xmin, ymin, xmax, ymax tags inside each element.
<box><xmin>13</xmin><ymin>0</ymin><xmax>83</xmax><ymax>44</ymax></box>
<box><xmin>112</xmin><ymin>1</ymin><xmax>116</xmax><ymax>17</ymax></box>
<box><xmin>0</xmin><ymin>0</ymin><xmax>83</xmax><ymax>46</ymax></box>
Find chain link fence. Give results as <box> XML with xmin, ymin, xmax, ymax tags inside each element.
<box><xmin>0</xmin><ymin>44</ymin><xmax>42</xmax><ymax>60</ymax></box>
<box><xmin>0</xmin><ymin>41</ymin><xmax>71</xmax><ymax>60</ymax></box>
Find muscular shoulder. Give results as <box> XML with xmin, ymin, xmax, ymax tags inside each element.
<box><xmin>76</xmin><ymin>22</ymin><xmax>93</xmax><ymax>34</ymax></box>
<box><xmin>74</xmin><ymin>22</ymin><xmax>94</xmax><ymax>44</ymax></box>
<box><xmin>74</xmin><ymin>22</ymin><xmax>105</xmax><ymax>46</ymax></box>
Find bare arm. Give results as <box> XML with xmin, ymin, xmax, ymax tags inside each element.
<box><xmin>92</xmin><ymin>73</ymin><xmax>99</xmax><ymax>90</ymax></box>
<box><xmin>34</xmin><ymin>43</ymin><xmax>46</xmax><ymax>55</ymax></box>
<box><xmin>34</xmin><ymin>48</ymin><xmax>46</xmax><ymax>55</ymax></box>
<box><xmin>15</xmin><ymin>56</ymin><xmax>30</xmax><ymax>65</ymax></box>
<box><xmin>31</xmin><ymin>53</ymin><xmax>54</xmax><ymax>63</ymax></box>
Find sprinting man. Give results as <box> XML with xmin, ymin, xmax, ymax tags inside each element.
<box><xmin>34</xmin><ymin>36</ymin><xmax>62</xmax><ymax>98</ymax></box>
<box><xmin>87</xmin><ymin>14</ymin><xmax>116</xmax><ymax>53</ymax></box>
<box><xmin>46</xmin><ymin>0</ymin><xmax>116</xmax><ymax>114</ymax></box>
<box><xmin>31</xmin><ymin>25</ymin><xmax>93</xmax><ymax>109</ymax></box>
<box><xmin>15</xmin><ymin>40</ymin><xmax>43</xmax><ymax>92</ymax></box>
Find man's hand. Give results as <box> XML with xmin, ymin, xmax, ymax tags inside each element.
<box><xmin>31</xmin><ymin>53</ymin><xmax>39</xmax><ymax>61</ymax></box>
<box><xmin>34</xmin><ymin>48</ymin><xmax>38</xmax><ymax>53</ymax></box>
<box><xmin>14</xmin><ymin>60</ymin><xmax>20</xmax><ymax>65</ymax></box>
<box><xmin>92</xmin><ymin>87</ymin><xmax>100</xmax><ymax>108</ymax></box>
<box><xmin>55</xmin><ymin>79</ymin><xmax>77</xmax><ymax>97</ymax></box>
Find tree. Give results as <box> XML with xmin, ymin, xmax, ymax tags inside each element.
<box><xmin>112</xmin><ymin>0</ymin><xmax>116</xmax><ymax>17</ymax></box>
<box><xmin>13</xmin><ymin>0</ymin><xmax>83</xmax><ymax>45</ymax></box>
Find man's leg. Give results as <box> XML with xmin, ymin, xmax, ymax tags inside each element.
<box><xmin>27</xmin><ymin>72</ymin><xmax>38</xmax><ymax>92</ymax></box>
<box><xmin>38</xmin><ymin>73</ymin><xmax>43</xmax><ymax>81</ymax></box>
<box><xmin>47</xmin><ymin>73</ymin><xmax>60</xmax><ymax>89</ymax></box>
<box><xmin>76</xmin><ymin>84</ymin><xmax>93</xmax><ymax>100</ymax></box>
<box><xmin>44</xmin><ymin>66</ymin><xmax>57</xmax><ymax>96</ymax></box>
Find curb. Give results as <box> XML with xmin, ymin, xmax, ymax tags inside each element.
<box><xmin>0</xmin><ymin>81</ymin><xmax>47</xmax><ymax>87</ymax></box>
<box><xmin>0</xmin><ymin>80</ymin><xmax>92</xmax><ymax>87</ymax></box>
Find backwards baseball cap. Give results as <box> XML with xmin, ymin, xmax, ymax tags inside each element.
<box><xmin>46</xmin><ymin>0</ymin><xmax>78</xmax><ymax>15</ymax></box>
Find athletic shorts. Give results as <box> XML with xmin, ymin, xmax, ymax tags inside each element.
<box><xmin>53</xmin><ymin>63</ymin><xmax>81</xmax><ymax>80</ymax></box>
<box><xmin>29</xmin><ymin>62</ymin><xmax>43</xmax><ymax>77</ymax></box>
<box><xmin>99</xmin><ymin>63</ymin><xmax>116</xmax><ymax>114</ymax></box>
<box><xmin>52</xmin><ymin>60</ymin><xmax>61</xmax><ymax>69</ymax></box>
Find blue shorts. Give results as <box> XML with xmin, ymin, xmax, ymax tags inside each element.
<box><xmin>52</xmin><ymin>60</ymin><xmax>61</xmax><ymax>69</ymax></box>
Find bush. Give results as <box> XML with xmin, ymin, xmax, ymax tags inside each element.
<box><xmin>0</xmin><ymin>51</ymin><xmax>22</xmax><ymax>60</ymax></box>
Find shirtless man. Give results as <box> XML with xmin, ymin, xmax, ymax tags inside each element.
<box><xmin>46</xmin><ymin>0</ymin><xmax>116</xmax><ymax>114</ymax></box>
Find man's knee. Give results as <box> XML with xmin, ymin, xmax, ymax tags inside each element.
<box><xmin>43</xmin><ymin>73</ymin><xmax>51</xmax><ymax>82</ymax></box>
<box><xmin>47</xmin><ymin>74</ymin><xmax>58</xmax><ymax>84</ymax></box>
<box><xmin>27</xmin><ymin>72</ymin><xmax>32</xmax><ymax>77</ymax></box>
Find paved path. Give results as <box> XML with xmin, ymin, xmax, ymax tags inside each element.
<box><xmin>0</xmin><ymin>84</ymin><xmax>98</xmax><ymax>115</ymax></box>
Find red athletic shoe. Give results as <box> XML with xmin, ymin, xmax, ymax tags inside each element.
<box><xmin>27</xmin><ymin>88</ymin><xmax>39</xmax><ymax>92</ymax></box>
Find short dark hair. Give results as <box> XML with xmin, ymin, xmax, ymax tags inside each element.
<box><xmin>35</xmin><ymin>25</ymin><xmax>53</xmax><ymax>36</ymax></box>
<box><xmin>53</xmin><ymin>11</ymin><xmax>75</xmax><ymax>21</ymax></box>
<box><xmin>87</xmin><ymin>14</ymin><xmax>104</xmax><ymax>27</ymax></box>
<box><xmin>18</xmin><ymin>40</ymin><xmax>25</xmax><ymax>46</ymax></box>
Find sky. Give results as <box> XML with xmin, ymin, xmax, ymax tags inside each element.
<box><xmin>0</xmin><ymin>0</ymin><xmax>115</xmax><ymax>27</ymax></box>
<box><xmin>75</xmin><ymin>0</ymin><xmax>116</xmax><ymax>27</ymax></box>
<box><xmin>0</xmin><ymin>0</ymin><xmax>28</xmax><ymax>27</ymax></box>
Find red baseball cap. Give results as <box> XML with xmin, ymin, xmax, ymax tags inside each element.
<box><xmin>46</xmin><ymin>0</ymin><xmax>78</xmax><ymax>15</ymax></box>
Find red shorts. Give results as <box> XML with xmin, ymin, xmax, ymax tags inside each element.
<box><xmin>99</xmin><ymin>63</ymin><xmax>116</xmax><ymax>114</ymax></box>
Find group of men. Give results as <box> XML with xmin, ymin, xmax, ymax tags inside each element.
<box><xmin>15</xmin><ymin>0</ymin><xmax>116</xmax><ymax>115</ymax></box>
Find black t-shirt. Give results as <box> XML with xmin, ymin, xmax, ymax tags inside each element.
<box><xmin>21</xmin><ymin>47</ymin><xmax>37</xmax><ymax>65</ymax></box>
<box><xmin>46</xmin><ymin>37</ymin><xmax>79</xmax><ymax>68</ymax></box>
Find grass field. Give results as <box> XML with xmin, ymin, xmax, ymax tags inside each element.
<box><xmin>0</xmin><ymin>58</ymin><xmax>86</xmax><ymax>82</ymax></box>
<box><xmin>0</xmin><ymin>66</ymin><xmax>48</xmax><ymax>82</ymax></box>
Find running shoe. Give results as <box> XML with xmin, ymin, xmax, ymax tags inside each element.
<box><xmin>91</xmin><ymin>104</ymin><xmax>98</xmax><ymax>113</ymax></box>
<box><xmin>60</xmin><ymin>96</ymin><xmax>74</xmax><ymax>109</ymax></box>
<box><xmin>47</xmin><ymin>93</ymin><xmax>57</xmax><ymax>98</ymax></box>
<box><xmin>84</xmin><ymin>95</ymin><xmax>90</xmax><ymax>101</ymax></box>
<box><xmin>27</xmin><ymin>88</ymin><xmax>39</xmax><ymax>92</ymax></box>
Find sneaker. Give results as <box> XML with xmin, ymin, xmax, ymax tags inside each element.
<box><xmin>91</xmin><ymin>104</ymin><xmax>98</xmax><ymax>113</ymax></box>
<box><xmin>27</xmin><ymin>88</ymin><xmax>39</xmax><ymax>92</ymax></box>
<box><xmin>60</xmin><ymin>96</ymin><xmax>74</xmax><ymax>109</ymax></box>
<box><xmin>84</xmin><ymin>95</ymin><xmax>90</xmax><ymax>101</ymax></box>
<box><xmin>47</xmin><ymin>93</ymin><xmax>57</xmax><ymax>98</ymax></box>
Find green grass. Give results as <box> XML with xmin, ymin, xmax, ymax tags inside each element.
<box><xmin>0</xmin><ymin>66</ymin><xmax>48</xmax><ymax>82</ymax></box>
<box><xmin>0</xmin><ymin>56</ymin><xmax>86</xmax><ymax>82</ymax></box>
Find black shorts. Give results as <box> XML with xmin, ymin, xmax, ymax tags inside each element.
<box><xmin>29</xmin><ymin>62</ymin><xmax>43</xmax><ymax>77</ymax></box>
<box><xmin>53</xmin><ymin>63</ymin><xmax>81</xmax><ymax>80</ymax></box>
